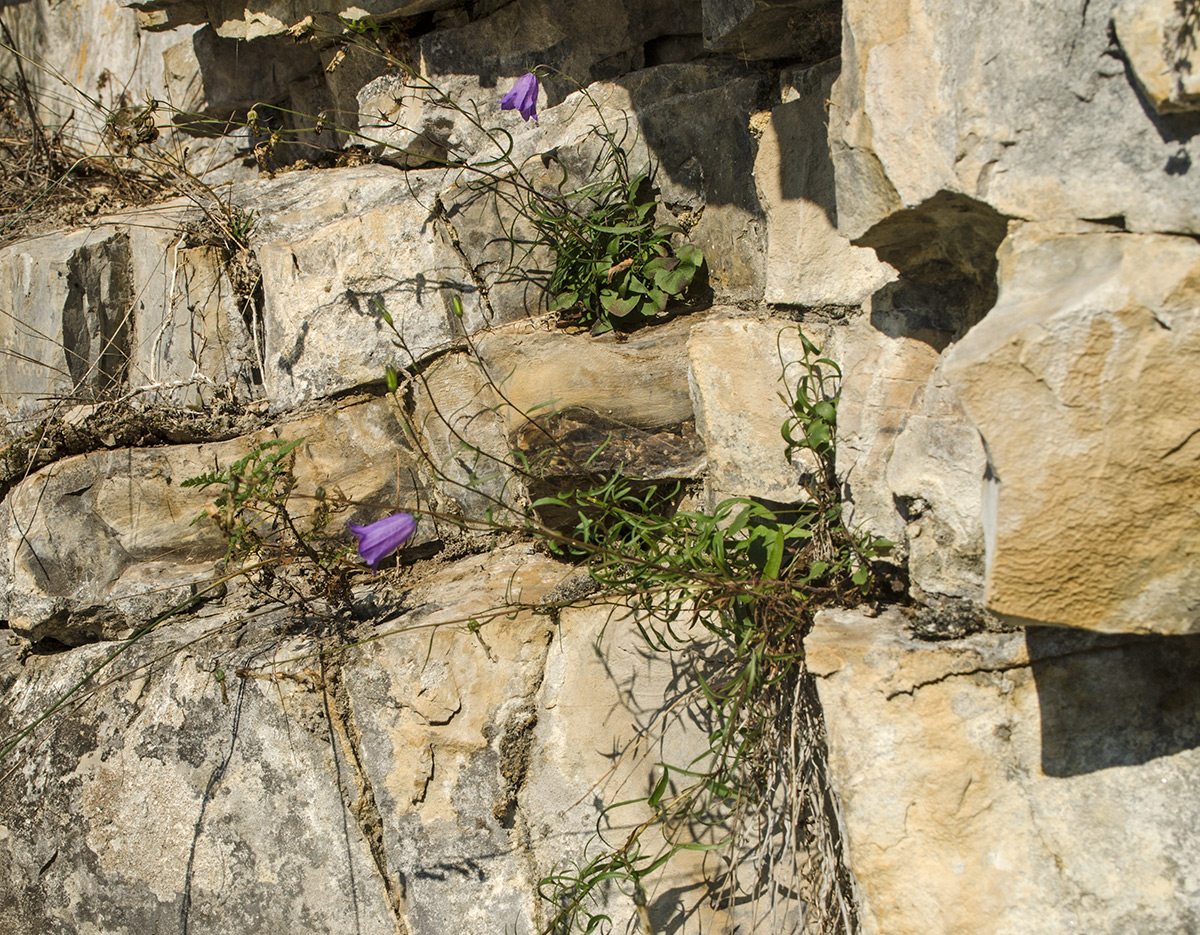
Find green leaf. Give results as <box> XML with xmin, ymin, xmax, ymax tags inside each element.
<box><xmin>550</xmin><ymin>290</ymin><xmax>578</xmax><ymax>311</ymax></box>
<box><xmin>675</xmin><ymin>243</ymin><xmax>703</xmax><ymax>268</ymax></box>
<box><xmin>812</xmin><ymin>400</ymin><xmax>836</xmax><ymax>423</ymax></box>
<box><xmin>589</xmin><ymin>221</ymin><xmax>649</xmax><ymax>235</ymax></box>
<box><xmin>602</xmin><ymin>292</ymin><xmax>641</xmax><ymax>318</ymax></box>
<box><xmin>648</xmin><ymin>768</ymin><xmax>670</xmax><ymax>808</ymax></box>
<box><xmin>763</xmin><ymin>527</ymin><xmax>785</xmax><ymax>580</ymax></box>
<box><xmin>654</xmin><ymin>263</ymin><xmax>697</xmax><ymax>296</ymax></box>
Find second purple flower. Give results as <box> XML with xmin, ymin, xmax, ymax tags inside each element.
<box><xmin>500</xmin><ymin>72</ymin><xmax>539</xmax><ymax>122</ymax></box>
<box><xmin>348</xmin><ymin>511</ymin><xmax>417</xmax><ymax>570</ymax></box>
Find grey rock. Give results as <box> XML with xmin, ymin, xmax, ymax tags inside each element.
<box><xmin>1</xmin><ymin>1</ymin><xmax>195</xmax><ymax>158</ymax></box>
<box><xmin>1</xmin><ymin>398</ymin><xmax>424</xmax><ymax>645</ymax></box>
<box><xmin>240</xmin><ymin>165</ymin><xmax>480</xmax><ymax>412</ymax></box>
<box><xmin>124</xmin><ymin>0</ymin><xmax>460</xmax><ymax>38</ymax></box>
<box><xmin>702</xmin><ymin>0</ymin><xmax>841</xmax><ymax>61</ymax></box>
<box><xmin>0</xmin><ymin>209</ymin><xmax>259</xmax><ymax>436</ymax></box>
<box><xmin>419</xmin><ymin>0</ymin><xmax>702</xmax><ymax>93</ymax></box>
<box><xmin>688</xmin><ymin>316</ymin><xmax>826</xmax><ymax>505</ymax></box>
<box><xmin>754</xmin><ymin>58</ymin><xmax>897</xmax><ymax>308</ymax></box>
<box><xmin>944</xmin><ymin>224</ymin><xmax>1200</xmax><ymax>634</ymax></box>
<box><xmin>886</xmin><ymin>359</ymin><xmax>986</xmax><ymax>603</ymax></box>
<box><xmin>0</xmin><ymin>547</ymin><xmax>729</xmax><ymax>934</ymax></box>
<box><xmin>831</xmin><ymin>0</ymin><xmax>1200</xmax><ymax>239</ymax></box>
<box><xmin>1114</xmin><ymin>0</ymin><xmax>1200</xmax><ymax>113</ymax></box>
<box><xmin>808</xmin><ymin>607</ymin><xmax>1200</xmax><ymax>935</ymax></box>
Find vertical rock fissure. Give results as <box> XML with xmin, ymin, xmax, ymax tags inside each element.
<box><xmin>792</xmin><ymin>661</ymin><xmax>862</xmax><ymax>935</ymax></box>
<box><xmin>504</xmin><ymin>627</ymin><xmax>554</xmax><ymax>934</ymax></box>
<box><xmin>432</xmin><ymin>197</ymin><xmax>497</xmax><ymax>327</ymax></box>
<box><xmin>320</xmin><ymin>654</ymin><xmax>411</xmax><ymax>935</ymax></box>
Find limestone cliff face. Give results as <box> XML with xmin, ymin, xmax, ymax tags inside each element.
<box><xmin>0</xmin><ymin>1</ymin><xmax>1197</xmax><ymax>933</ymax></box>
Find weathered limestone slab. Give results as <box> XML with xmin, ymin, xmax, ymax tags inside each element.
<box><xmin>830</xmin><ymin>0</ymin><xmax>1200</xmax><ymax>239</ymax></box>
<box><xmin>808</xmin><ymin>607</ymin><xmax>1200</xmax><ymax>935</ymax></box>
<box><xmin>0</xmin><ymin>1</ymin><xmax>193</xmax><ymax>156</ymax></box>
<box><xmin>754</xmin><ymin>59</ymin><xmax>896</xmax><ymax>309</ymax></box>
<box><xmin>829</xmin><ymin>310</ymin><xmax>942</xmax><ymax>548</ymax></box>
<box><xmin>474</xmin><ymin>315</ymin><xmax>699</xmax><ymax>433</ymax></box>
<box><xmin>411</xmin><ymin>351</ymin><xmax>524</xmax><ymax>525</ymax></box>
<box><xmin>688</xmin><ymin>316</ymin><xmax>824</xmax><ymax>505</ymax></box>
<box><xmin>526</xmin><ymin>602</ymin><xmax>745</xmax><ymax>933</ymax></box>
<box><xmin>0</xmin><ymin>608</ymin><xmax>400</xmax><ymax>935</ymax></box>
<box><xmin>124</xmin><ymin>0</ymin><xmax>459</xmax><ymax>38</ymax></box>
<box><xmin>885</xmin><ymin>360</ymin><xmax>986</xmax><ymax>603</ymax></box>
<box><xmin>0</xmin><ymin>207</ymin><xmax>259</xmax><ymax>434</ymax></box>
<box><xmin>420</xmin><ymin>0</ymin><xmax>701</xmax><ymax>92</ymax></box>
<box><xmin>1</xmin><ymin>397</ymin><xmax>423</xmax><ymax>645</ymax></box>
<box><xmin>1114</xmin><ymin>0</ymin><xmax>1200</xmax><ymax>114</ymax></box>
<box><xmin>161</xmin><ymin>24</ymin><xmax>322</xmax><ymax>123</ymax></box>
<box><xmin>0</xmin><ymin>227</ymin><xmax>130</xmax><ymax>433</ymax></box>
<box><xmin>125</xmin><ymin>226</ymin><xmax>260</xmax><ymax>410</ymax></box>
<box><xmin>419</xmin><ymin>317</ymin><xmax>705</xmax><ymax>520</ymax></box>
<box><xmin>702</xmin><ymin>0</ymin><xmax>840</xmax><ymax>61</ymax></box>
<box><xmin>944</xmin><ymin>226</ymin><xmax>1200</xmax><ymax>634</ymax></box>
<box><xmin>0</xmin><ymin>547</ymin><xmax>727</xmax><ymax>934</ymax></box>
<box><xmin>243</xmin><ymin>165</ymin><xmax>479</xmax><ymax>412</ymax></box>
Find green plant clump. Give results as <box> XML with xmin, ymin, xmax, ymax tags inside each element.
<box><xmin>525</xmin><ymin>328</ymin><xmax>889</xmax><ymax>933</ymax></box>
<box><xmin>537</xmin><ymin>166</ymin><xmax>703</xmax><ymax>335</ymax></box>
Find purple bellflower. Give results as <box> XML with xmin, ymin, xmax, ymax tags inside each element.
<box><xmin>500</xmin><ymin>72</ymin><xmax>539</xmax><ymax>122</ymax></box>
<box><xmin>348</xmin><ymin>511</ymin><xmax>417</xmax><ymax>570</ymax></box>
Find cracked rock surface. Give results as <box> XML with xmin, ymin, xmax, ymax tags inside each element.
<box><xmin>807</xmin><ymin>607</ymin><xmax>1200</xmax><ymax>935</ymax></box>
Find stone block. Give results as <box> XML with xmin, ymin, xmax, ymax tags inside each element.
<box><xmin>0</xmin><ymin>398</ymin><xmax>424</xmax><ymax>645</ymax></box>
<box><xmin>474</xmin><ymin>315</ymin><xmax>699</xmax><ymax>433</ymax></box>
<box><xmin>829</xmin><ymin>310</ymin><xmax>943</xmax><ymax>547</ymax></box>
<box><xmin>1114</xmin><ymin>0</ymin><xmax>1200</xmax><ymax>114</ymax></box>
<box><xmin>885</xmin><ymin>360</ymin><xmax>987</xmax><ymax>603</ymax></box>
<box><xmin>161</xmin><ymin>25</ymin><xmax>322</xmax><ymax>125</ymax></box>
<box><xmin>0</xmin><ymin>210</ymin><xmax>259</xmax><ymax>435</ymax></box>
<box><xmin>944</xmin><ymin>225</ymin><xmax>1200</xmax><ymax>634</ymax></box>
<box><xmin>419</xmin><ymin>0</ymin><xmax>702</xmax><ymax>92</ymax></box>
<box><xmin>1</xmin><ymin>1</ymin><xmax>191</xmax><ymax>156</ymax></box>
<box><xmin>754</xmin><ymin>58</ymin><xmax>896</xmax><ymax>308</ymax></box>
<box><xmin>702</xmin><ymin>0</ymin><xmax>841</xmax><ymax>61</ymax></box>
<box><xmin>807</xmin><ymin>607</ymin><xmax>1200</xmax><ymax>935</ymax></box>
<box><xmin>242</xmin><ymin>165</ymin><xmax>480</xmax><ymax>412</ymax></box>
<box><xmin>830</xmin><ymin>0</ymin><xmax>1200</xmax><ymax>239</ymax></box>
<box><xmin>125</xmin><ymin>229</ymin><xmax>260</xmax><ymax>410</ymax></box>
<box><xmin>124</xmin><ymin>0</ymin><xmax>459</xmax><ymax>38</ymax></box>
<box><xmin>688</xmin><ymin>316</ymin><xmax>825</xmax><ymax>504</ymax></box>
<box><xmin>0</xmin><ymin>227</ymin><xmax>128</xmax><ymax>433</ymax></box>
<box><xmin>0</xmin><ymin>547</ymin><xmax>731</xmax><ymax>933</ymax></box>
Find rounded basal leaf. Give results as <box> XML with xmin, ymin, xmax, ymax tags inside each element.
<box><xmin>643</xmin><ymin>255</ymin><xmax>673</xmax><ymax>277</ymax></box>
<box><xmin>812</xmin><ymin>400</ymin><xmax>837</xmax><ymax>423</ymax></box>
<box><xmin>602</xmin><ymin>291</ymin><xmax>641</xmax><ymax>318</ymax></box>
<box><xmin>551</xmin><ymin>290</ymin><xmax>578</xmax><ymax>311</ymax></box>
<box><xmin>648</xmin><ymin>286</ymin><xmax>668</xmax><ymax>312</ymax></box>
<box><xmin>654</xmin><ymin>263</ymin><xmax>697</xmax><ymax>296</ymax></box>
<box><xmin>675</xmin><ymin>243</ymin><xmax>703</xmax><ymax>268</ymax></box>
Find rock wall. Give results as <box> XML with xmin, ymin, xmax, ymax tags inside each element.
<box><xmin>1</xmin><ymin>1</ymin><xmax>1197</xmax><ymax>933</ymax></box>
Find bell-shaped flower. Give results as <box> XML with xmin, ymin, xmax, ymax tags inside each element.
<box><xmin>348</xmin><ymin>511</ymin><xmax>417</xmax><ymax>570</ymax></box>
<box><xmin>500</xmin><ymin>72</ymin><xmax>539</xmax><ymax>122</ymax></box>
